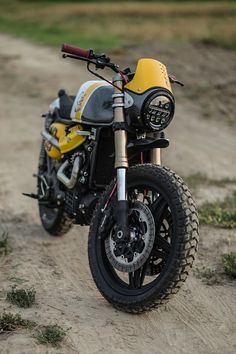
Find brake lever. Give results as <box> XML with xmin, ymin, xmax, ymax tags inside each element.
<box><xmin>169</xmin><ymin>75</ymin><xmax>184</xmax><ymax>87</ymax></box>
<box><xmin>95</xmin><ymin>55</ymin><xmax>111</xmax><ymax>69</ymax></box>
<box><xmin>95</xmin><ymin>59</ymin><xmax>106</xmax><ymax>69</ymax></box>
<box><xmin>94</xmin><ymin>53</ymin><xmax>110</xmax><ymax>61</ymax></box>
<box><xmin>95</xmin><ymin>57</ymin><xmax>120</xmax><ymax>73</ymax></box>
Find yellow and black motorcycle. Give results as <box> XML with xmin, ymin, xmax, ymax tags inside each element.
<box><xmin>25</xmin><ymin>44</ymin><xmax>199</xmax><ymax>313</ymax></box>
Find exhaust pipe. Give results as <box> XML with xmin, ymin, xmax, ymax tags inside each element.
<box><xmin>57</xmin><ymin>156</ymin><xmax>81</xmax><ymax>189</ymax></box>
<box><xmin>41</xmin><ymin>130</ymin><xmax>59</xmax><ymax>149</ymax></box>
<box><xmin>41</xmin><ymin>129</ymin><xmax>82</xmax><ymax>189</ymax></box>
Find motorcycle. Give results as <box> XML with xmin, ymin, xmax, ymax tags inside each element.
<box><xmin>24</xmin><ymin>43</ymin><xmax>199</xmax><ymax>313</ymax></box>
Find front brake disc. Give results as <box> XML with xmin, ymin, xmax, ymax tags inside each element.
<box><xmin>105</xmin><ymin>201</ymin><xmax>155</xmax><ymax>272</ymax></box>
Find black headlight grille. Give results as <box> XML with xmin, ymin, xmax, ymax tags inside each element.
<box><xmin>142</xmin><ymin>90</ymin><xmax>175</xmax><ymax>131</ymax></box>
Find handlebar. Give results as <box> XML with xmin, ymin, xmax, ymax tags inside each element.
<box><xmin>61</xmin><ymin>43</ymin><xmax>93</xmax><ymax>59</ymax></box>
<box><xmin>61</xmin><ymin>42</ymin><xmax>121</xmax><ymax>74</ymax></box>
<box><xmin>61</xmin><ymin>43</ymin><xmax>182</xmax><ymax>88</ymax></box>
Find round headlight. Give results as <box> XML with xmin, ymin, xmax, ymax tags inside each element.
<box><xmin>142</xmin><ymin>91</ymin><xmax>175</xmax><ymax>131</ymax></box>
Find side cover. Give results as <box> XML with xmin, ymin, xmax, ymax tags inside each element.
<box><xmin>70</xmin><ymin>80</ymin><xmax>114</xmax><ymax>125</ymax></box>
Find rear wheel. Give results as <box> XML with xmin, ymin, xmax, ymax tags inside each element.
<box><xmin>39</xmin><ymin>203</ymin><xmax>72</xmax><ymax>237</ymax></box>
<box><xmin>38</xmin><ymin>141</ymin><xmax>73</xmax><ymax>237</ymax></box>
<box><xmin>88</xmin><ymin>164</ymin><xmax>199</xmax><ymax>313</ymax></box>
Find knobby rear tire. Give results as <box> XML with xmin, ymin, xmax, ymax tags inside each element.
<box><xmin>39</xmin><ymin>205</ymin><xmax>73</xmax><ymax>237</ymax></box>
<box><xmin>38</xmin><ymin>140</ymin><xmax>73</xmax><ymax>237</ymax></box>
<box><xmin>88</xmin><ymin>164</ymin><xmax>199</xmax><ymax>313</ymax></box>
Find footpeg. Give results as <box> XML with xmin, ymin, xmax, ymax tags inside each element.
<box><xmin>22</xmin><ymin>192</ymin><xmax>39</xmax><ymax>199</ymax></box>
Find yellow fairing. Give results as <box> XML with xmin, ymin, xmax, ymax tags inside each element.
<box><xmin>125</xmin><ymin>58</ymin><xmax>172</xmax><ymax>94</ymax></box>
<box><xmin>45</xmin><ymin>123</ymin><xmax>86</xmax><ymax>159</ymax></box>
<box><xmin>59</xmin><ymin>125</ymin><xmax>86</xmax><ymax>154</ymax></box>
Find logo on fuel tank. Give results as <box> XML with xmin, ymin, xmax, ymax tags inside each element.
<box><xmin>75</xmin><ymin>91</ymin><xmax>86</xmax><ymax>112</ymax></box>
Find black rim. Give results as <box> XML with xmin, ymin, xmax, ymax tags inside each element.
<box><xmin>96</xmin><ymin>179</ymin><xmax>175</xmax><ymax>296</ymax></box>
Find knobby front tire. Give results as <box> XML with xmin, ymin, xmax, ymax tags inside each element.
<box><xmin>88</xmin><ymin>164</ymin><xmax>199</xmax><ymax>313</ymax></box>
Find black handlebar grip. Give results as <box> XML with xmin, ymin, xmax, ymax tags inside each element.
<box><xmin>61</xmin><ymin>44</ymin><xmax>92</xmax><ymax>59</ymax></box>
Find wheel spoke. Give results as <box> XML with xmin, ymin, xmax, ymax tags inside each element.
<box><xmin>128</xmin><ymin>262</ymin><xmax>148</xmax><ymax>289</ymax></box>
<box><xmin>139</xmin><ymin>261</ymin><xmax>148</xmax><ymax>287</ymax></box>
<box><xmin>134</xmin><ymin>270</ymin><xmax>141</xmax><ymax>288</ymax></box>
<box><xmin>155</xmin><ymin>235</ymin><xmax>171</xmax><ymax>253</ymax></box>
<box><xmin>149</xmin><ymin>195</ymin><xmax>168</xmax><ymax>223</ymax></box>
<box><xmin>129</xmin><ymin>269</ymin><xmax>141</xmax><ymax>288</ymax></box>
<box><xmin>151</xmin><ymin>248</ymin><xmax>168</xmax><ymax>260</ymax></box>
<box><xmin>129</xmin><ymin>272</ymin><xmax>134</xmax><ymax>288</ymax></box>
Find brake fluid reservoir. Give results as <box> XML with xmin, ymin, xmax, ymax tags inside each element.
<box><xmin>59</xmin><ymin>125</ymin><xmax>86</xmax><ymax>154</ymax></box>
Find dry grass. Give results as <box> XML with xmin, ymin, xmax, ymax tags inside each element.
<box><xmin>12</xmin><ymin>2</ymin><xmax>236</xmax><ymax>18</ymax></box>
<box><xmin>0</xmin><ymin>312</ymin><xmax>35</xmax><ymax>333</ymax></box>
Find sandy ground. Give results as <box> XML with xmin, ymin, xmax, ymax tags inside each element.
<box><xmin>0</xmin><ymin>34</ymin><xmax>235</xmax><ymax>354</ymax></box>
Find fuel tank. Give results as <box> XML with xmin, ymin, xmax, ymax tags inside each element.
<box><xmin>44</xmin><ymin>123</ymin><xmax>86</xmax><ymax>159</ymax></box>
<box><xmin>70</xmin><ymin>80</ymin><xmax>114</xmax><ymax>125</ymax></box>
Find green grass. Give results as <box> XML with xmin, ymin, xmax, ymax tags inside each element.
<box><xmin>0</xmin><ymin>312</ymin><xmax>35</xmax><ymax>333</ymax></box>
<box><xmin>185</xmin><ymin>173</ymin><xmax>236</xmax><ymax>192</ymax></box>
<box><xmin>0</xmin><ymin>312</ymin><xmax>67</xmax><ymax>347</ymax></box>
<box><xmin>194</xmin><ymin>266</ymin><xmax>222</xmax><ymax>285</ymax></box>
<box><xmin>200</xmin><ymin>36</ymin><xmax>236</xmax><ymax>50</ymax></box>
<box><xmin>199</xmin><ymin>191</ymin><xmax>236</xmax><ymax>229</ymax></box>
<box><xmin>0</xmin><ymin>1</ymin><xmax>235</xmax><ymax>51</ymax></box>
<box><xmin>222</xmin><ymin>252</ymin><xmax>236</xmax><ymax>279</ymax></box>
<box><xmin>36</xmin><ymin>324</ymin><xmax>66</xmax><ymax>347</ymax></box>
<box><xmin>0</xmin><ymin>313</ymin><xmax>66</xmax><ymax>347</ymax></box>
<box><xmin>195</xmin><ymin>253</ymin><xmax>236</xmax><ymax>285</ymax></box>
<box><xmin>6</xmin><ymin>287</ymin><xmax>36</xmax><ymax>308</ymax></box>
<box><xmin>0</xmin><ymin>17</ymin><xmax>123</xmax><ymax>51</ymax></box>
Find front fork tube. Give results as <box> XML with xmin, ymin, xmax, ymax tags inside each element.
<box><xmin>148</xmin><ymin>132</ymin><xmax>162</xmax><ymax>165</ymax></box>
<box><xmin>150</xmin><ymin>148</ymin><xmax>161</xmax><ymax>165</ymax></box>
<box><xmin>113</xmin><ymin>74</ymin><xmax>129</xmax><ymax>238</ymax></box>
<box><xmin>115</xmin><ymin>133</ymin><xmax>129</xmax><ymax>237</ymax></box>
<box><xmin>117</xmin><ymin>168</ymin><xmax>127</xmax><ymax>201</ymax></box>
<box><xmin>116</xmin><ymin>168</ymin><xmax>129</xmax><ymax>238</ymax></box>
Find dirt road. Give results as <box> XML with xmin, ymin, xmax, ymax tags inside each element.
<box><xmin>0</xmin><ymin>34</ymin><xmax>235</xmax><ymax>354</ymax></box>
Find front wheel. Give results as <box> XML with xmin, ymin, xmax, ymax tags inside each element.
<box><xmin>88</xmin><ymin>164</ymin><xmax>199</xmax><ymax>313</ymax></box>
